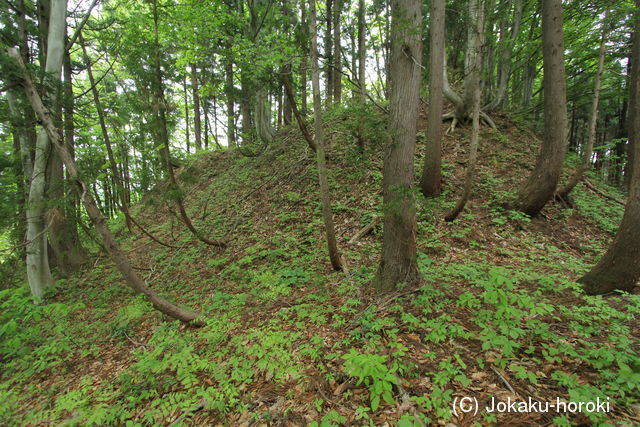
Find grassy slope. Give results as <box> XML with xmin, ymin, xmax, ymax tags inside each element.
<box><xmin>1</xmin><ymin>109</ymin><xmax>639</xmax><ymax>426</ymax></box>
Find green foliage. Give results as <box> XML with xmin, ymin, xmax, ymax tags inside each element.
<box><xmin>342</xmin><ymin>349</ymin><xmax>398</xmax><ymax>411</ymax></box>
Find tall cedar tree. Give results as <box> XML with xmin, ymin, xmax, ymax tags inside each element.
<box><xmin>419</xmin><ymin>0</ymin><xmax>445</xmax><ymax>197</ymax></box>
<box><xmin>374</xmin><ymin>0</ymin><xmax>422</xmax><ymax>292</ymax></box>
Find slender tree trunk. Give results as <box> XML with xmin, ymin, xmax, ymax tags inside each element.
<box><xmin>514</xmin><ymin>0</ymin><xmax>568</xmax><ymax>216</ymax></box>
<box><xmin>190</xmin><ymin>64</ymin><xmax>202</xmax><ymax>151</ymax></box>
<box><xmin>356</xmin><ymin>0</ymin><xmax>367</xmax><ymax>150</ymax></box>
<box><xmin>10</xmin><ymin>47</ymin><xmax>201</xmax><ymax>322</ymax></box>
<box><xmin>204</xmin><ymin>97</ymin><xmax>210</xmax><ymax>149</ymax></box>
<box><xmin>325</xmin><ymin>0</ymin><xmax>334</xmax><ymax>104</ymax></box>
<box><xmin>301</xmin><ymin>1</ymin><xmax>308</xmax><ymax>116</ymax></box>
<box><xmin>282</xmin><ymin>64</ymin><xmax>293</xmax><ymax>125</ymax></box>
<box><xmin>557</xmin><ymin>19</ymin><xmax>609</xmax><ymax>199</ymax></box>
<box><xmin>374</xmin><ymin>0</ymin><xmax>422</xmax><ymax>292</ymax></box>
<box><xmin>183</xmin><ymin>74</ymin><xmax>190</xmax><ymax>153</ymax></box>
<box><xmin>444</xmin><ymin>0</ymin><xmax>484</xmax><ymax>221</ymax></box>
<box><xmin>579</xmin><ymin>1</ymin><xmax>640</xmax><ymax>294</ymax></box>
<box><xmin>419</xmin><ymin>0</ymin><xmax>445</xmax><ymax>197</ymax></box>
<box><xmin>282</xmin><ymin>71</ymin><xmax>317</xmax><ymax>152</ymax></box>
<box><xmin>333</xmin><ymin>0</ymin><xmax>342</xmax><ymax>104</ymax></box>
<box><xmin>224</xmin><ymin>43</ymin><xmax>236</xmax><ymax>148</ymax></box>
<box><xmin>81</xmin><ymin>33</ymin><xmax>135</xmax><ymax>231</ymax></box>
<box><xmin>309</xmin><ymin>0</ymin><xmax>343</xmax><ymax>271</ymax></box>
<box><xmin>7</xmin><ymin>90</ymin><xmax>34</xmax><ymax>203</ymax></box>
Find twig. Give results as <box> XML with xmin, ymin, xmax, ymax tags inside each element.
<box><xmin>168</xmin><ymin>399</ymin><xmax>208</xmax><ymax>426</ymax></box>
<box><xmin>491</xmin><ymin>366</ymin><xmax>516</xmax><ymax>395</ymax></box>
<box><xmin>123</xmin><ymin>331</ymin><xmax>148</xmax><ymax>350</ymax></box>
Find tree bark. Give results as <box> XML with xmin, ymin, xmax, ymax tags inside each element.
<box><xmin>183</xmin><ymin>75</ymin><xmax>190</xmax><ymax>152</ymax></box>
<box><xmin>514</xmin><ymin>0</ymin><xmax>568</xmax><ymax>216</ymax></box>
<box><xmin>557</xmin><ymin>19</ymin><xmax>609</xmax><ymax>199</ymax></box>
<box><xmin>356</xmin><ymin>0</ymin><xmax>366</xmax><ymax>150</ymax></box>
<box><xmin>254</xmin><ymin>87</ymin><xmax>274</xmax><ymax>143</ymax></box>
<box><xmin>579</xmin><ymin>1</ymin><xmax>640</xmax><ymax>294</ymax></box>
<box><xmin>374</xmin><ymin>0</ymin><xmax>422</xmax><ymax>292</ymax></box>
<box><xmin>325</xmin><ymin>0</ymin><xmax>334</xmax><ymax>104</ymax></box>
<box><xmin>300</xmin><ymin>1</ymin><xmax>308</xmax><ymax>116</ymax></box>
<box><xmin>309</xmin><ymin>0</ymin><xmax>343</xmax><ymax>271</ymax></box>
<box><xmin>626</xmin><ymin>14</ymin><xmax>640</xmax><ymax>187</ymax></box>
<box><xmin>191</xmin><ymin>64</ymin><xmax>202</xmax><ymax>151</ymax></box>
<box><xmin>332</xmin><ymin>0</ymin><xmax>342</xmax><ymax>104</ymax></box>
<box><xmin>419</xmin><ymin>0</ymin><xmax>445</xmax><ymax>198</ymax></box>
<box><xmin>9</xmin><ymin>47</ymin><xmax>201</xmax><ymax>323</ymax></box>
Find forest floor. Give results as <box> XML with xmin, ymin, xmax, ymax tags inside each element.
<box><xmin>1</xmin><ymin>109</ymin><xmax>639</xmax><ymax>426</ymax></box>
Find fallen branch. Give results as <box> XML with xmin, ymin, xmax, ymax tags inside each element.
<box><xmin>582</xmin><ymin>178</ymin><xmax>625</xmax><ymax>206</ymax></box>
<box><xmin>348</xmin><ymin>215</ymin><xmax>381</xmax><ymax>244</ymax></box>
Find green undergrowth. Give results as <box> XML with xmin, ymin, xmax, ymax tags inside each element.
<box><xmin>1</xmin><ymin>114</ymin><xmax>638</xmax><ymax>425</ymax></box>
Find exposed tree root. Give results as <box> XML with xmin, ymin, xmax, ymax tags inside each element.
<box><xmin>442</xmin><ymin>111</ymin><xmax>496</xmax><ymax>134</ymax></box>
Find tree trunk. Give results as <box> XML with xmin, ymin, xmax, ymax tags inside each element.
<box><xmin>557</xmin><ymin>19</ymin><xmax>609</xmax><ymax>199</ymax></box>
<box><xmin>282</xmin><ymin>64</ymin><xmax>293</xmax><ymax>125</ymax></box>
<box><xmin>579</xmin><ymin>1</ymin><xmax>640</xmax><ymax>294</ymax></box>
<box><xmin>282</xmin><ymin>71</ymin><xmax>316</xmax><ymax>152</ymax></box>
<box><xmin>309</xmin><ymin>0</ymin><xmax>343</xmax><ymax>271</ymax></box>
<box><xmin>240</xmin><ymin>73</ymin><xmax>253</xmax><ymax>144</ymax></box>
<box><xmin>224</xmin><ymin>44</ymin><xmax>236</xmax><ymax>148</ymax></box>
<box><xmin>300</xmin><ymin>1</ymin><xmax>308</xmax><ymax>116</ymax></box>
<box><xmin>374</xmin><ymin>0</ymin><xmax>422</xmax><ymax>292</ymax></box>
<box><xmin>444</xmin><ymin>0</ymin><xmax>484</xmax><ymax>221</ymax></box>
<box><xmin>332</xmin><ymin>0</ymin><xmax>342</xmax><ymax>104</ymax></box>
<box><xmin>419</xmin><ymin>0</ymin><xmax>445</xmax><ymax>198</ymax></box>
<box><xmin>514</xmin><ymin>0</ymin><xmax>568</xmax><ymax>216</ymax></box>
<box><xmin>183</xmin><ymin>74</ymin><xmax>190</xmax><ymax>152</ymax></box>
<box><xmin>254</xmin><ymin>88</ymin><xmax>274</xmax><ymax>143</ymax></box>
<box><xmin>356</xmin><ymin>0</ymin><xmax>366</xmax><ymax>150</ymax></box>
<box><xmin>10</xmin><ymin>47</ymin><xmax>201</xmax><ymax>323</ymax></box>
<box><xmin>46</xmin><ymin>45</ymin><xmax>87</xmax><ymax>276</ymax></box>
<box><xmin>626</xmin><ymin>18</ymin><xmax>640</xmax><ymax>186</ymax></box>
<box><xmin>191</xmin><ymin>64</ymin><xmax>202</xmax><ymax>151</ymax></box>
<box><xmin>325</xmin><ymin>0</ymin><xmax>333</xmax><ymax>104</ymax></box>
<box><xmin>25</xmin><ymin>0</ymin><xmax>67</xmax><ymax>299</ymax></box>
